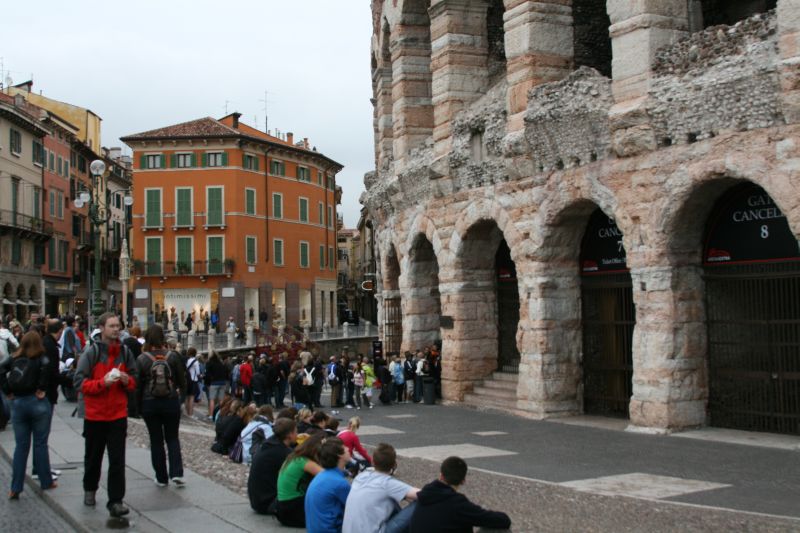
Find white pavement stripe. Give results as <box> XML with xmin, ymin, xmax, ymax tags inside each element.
<box><xmin>357</xmin><ymin>425</ymin><xmax>405</xmax><ymax>436</ymax></box>
<box><xmin>560</xmin><ymin>473</ymin><xmax>731</xmax><ymax>500</ymax></box>
<box><xmin>386</xmin><ymin>414</ymin><xmax>417</xmax><ymax>419</ymax></box>
<box><xmin>472</xmin><ymin>431</ymin><xmax>508</xmax><ymax>436</ymax></box>
<box><xmin>396</xmin><ymin>444</ymin><xmax>517</xmax><ymax>462</ymax></box>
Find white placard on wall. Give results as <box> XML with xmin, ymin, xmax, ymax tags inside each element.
<box><xmin>135</xmin><ymin>289</ymin><xmax>148</xmax><ymax>299</ymax></box>
<box><xmin>222</xmin><ymin>287</ymin><xmax>235</xmax><ymax>298</ymax></box>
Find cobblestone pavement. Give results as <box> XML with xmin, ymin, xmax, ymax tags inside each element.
<box><xmin>126</xmin><ymin>396</ymin><xmax>800</xmax><ymax>533</ymax></box>
<box><xmin>0</xmin><ymin>443</ymin><xmax>76</xmax><ymax>532</ymax></box>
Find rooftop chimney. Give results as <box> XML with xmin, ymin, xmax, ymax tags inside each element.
<box><xmin>231</xmin><ymin>112</ymin><xmax>242</xmax><ymax>129</ymax></box>
<box><xmin>303</xmin><ymin>138</ymin><xmax>309</xmax><ymax>149</ymax></box>
<box><xmin>286</xmin><ymin>132</ymin><xmax>294</xmax><ymax>145</ymax></box>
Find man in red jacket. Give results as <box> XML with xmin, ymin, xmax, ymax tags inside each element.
<box><xmin>240</xmin><ymin>353</ymin><xmax>254</xmax><ymax>404</ymax></box>
<box><xmin>74</xmin><ymin>312</ymin><xmax>138</xmax><ymax>518</ymax></box>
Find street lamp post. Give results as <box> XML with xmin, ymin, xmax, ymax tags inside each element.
<box><xmin>119</xmin><ymin>237</ymin><xmax>131</xmax><ymax>327</ymax></box>
<box><xmin>73</xmin><ymin>160</ymin><xmax>133</xmax><ymax>325</ymax></box>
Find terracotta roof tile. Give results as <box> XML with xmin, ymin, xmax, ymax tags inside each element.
<box><xmin>121</xmin><ymin>117</ymin><xmax>239</xmax><ymax>140</ymax></box>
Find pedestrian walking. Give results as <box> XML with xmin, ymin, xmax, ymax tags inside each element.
<box><xmin>136</xmin><ymin>325</ymin><xmax>186</xmax><ymax>488</ymax></box>
<box><xmin>353</xmin><ymin>361</ymin><xmax>367</xmax><ymax>409</ymax></box>
<box><xmin>6</xmin><ymin>331</ymin><xmax>56</xmax><ymax>499</ymax></box>
<box><xmin>184</xmin><ymin>348</ymin><xmax>201</xmax><ymax>416</ymax></box>
<box><xmin>74</xmin><ymin>312</ymin><xmax>138</xmax><ymax>518</ymax></box>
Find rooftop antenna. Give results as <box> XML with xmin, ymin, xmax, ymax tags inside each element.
<box><xmin>259</xmin><ymin>90</ymin><xmax>270</xmax><ymax>133</ymax></box>
<box><xmin>223</xmin><ymin>100</ymin><xmax>230</xmax><ymax>114</ymax></box>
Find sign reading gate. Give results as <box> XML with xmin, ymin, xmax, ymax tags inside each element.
<box><xmin>704</xmin><ymin>184</ymin><xmax>800</xmax><ymax>265</ymax></box>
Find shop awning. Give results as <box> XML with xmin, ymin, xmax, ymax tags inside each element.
<box><xmin>1</xmin><ymin>298</ymin><xmax>12</xmax><ymax>305</ymax></box>
<box><xmin>27</xmin><ymin>300</ymin><xmax>38</xmax><ymax>307</ymax></box>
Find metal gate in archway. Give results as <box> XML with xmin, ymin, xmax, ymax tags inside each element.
<box><xmin>580</xmin><ymin>209</ymin><xmax>634</xmax><ymax>417</ymax></box>
<box><xmin>703</xmin><ymin>183</ymin><xmax>800</xmax><ymax>435</ymax></box>
<box><xmin>383</xmin><ymin>297</ymin><xmax>402</xmax><ymax>354</ymax></box>
<box><xmin>705</xmin><ymin>263</ymin><xmax>800</xmax><ymax>435</ymax></box>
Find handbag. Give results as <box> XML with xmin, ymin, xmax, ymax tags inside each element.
<box><xmin>229</xmin><ymin>424</ymin><xmax>262</xmax><ymax>463</ymax></box>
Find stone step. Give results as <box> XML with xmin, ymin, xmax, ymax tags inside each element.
<box><xmin>470</xmin><ymin>385</ymin><xmax>518</xmax><ymax>401</ymax></box>
<box><xmin>480</xmin><ymin>379</ymin><xmax>519</xmax><ymax>392</ymax></box>
<box><xmin>462</xmin><ymin>393</ymin><xmax>518</xmax><ymax>412</ymax></box>
<box><xmin>491</xmin><ymin>371</ymin><xmax>519</xmax><ymax>383</ymax></box>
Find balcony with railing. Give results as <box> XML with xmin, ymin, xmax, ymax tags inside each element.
<box><xmin>133</xmin><ymin>259</ymin><xmax>235</xmax><ymax>278</ymax></box>
<box><xmin>0</xmin><ymin>209</ymin><xmax>53</xmax><ymax>242</ymax></box>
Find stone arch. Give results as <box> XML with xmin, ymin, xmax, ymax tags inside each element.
<box><xmin>633</xmin><ymin>166</ymin><xmax>800</xmax><ymax>431</ymax></box>
<box><xmin>403</xmin><ymin>211</ymin><xmax>445</xmax><ymax>264</ymax></box>
<box><xmin>516</xmin><ymin>188</ymin><xmax>636</xmax><ymax>417</ymax></box>
<box><xmin>381</xmin><ymin>241</ymin><xmax>404</xmax><ymax>353</ymax></box>
<box><xmin>402</xmin><ymin>232</ymin><xmax>442</xmax><ymax>353</ymax></box>
<box><xmin>442</xmin><ymin>202</ymin><xmax>527</xmax><ymax>400</ymax></box>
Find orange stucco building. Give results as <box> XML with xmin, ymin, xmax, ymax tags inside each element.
<box><xmin>121</xmin><ymin>113</ymin><xmax>342</xmax><ymax>331</ymax></box>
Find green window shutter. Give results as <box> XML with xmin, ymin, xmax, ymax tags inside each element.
<box><xmin>201</xmin><ymin>153</ymin><xmax>207</xmax><ymax>167</ymax></box>
<box><xmin>177</xmin><ymin>237</ymin><xmax>192</xmax><ymax>270</ymax></box>
<box><xmin>145</xmin><ymin>190</ymin><xmax>161</xmax><ymax>227</ymax></box>
<box><xmin>300</xmin><ymin>199</ymin><xmax>308</xmax><ymax>222</ymax></box>
<box><xmin>221</xmin><ymin>152</ymin><xmax>228</xmax><ymax>166</ymax></box>
<box><xmin>146</xmin><ymin>238</ymin><xmax>162</xmax><ymax>275</ymax></box>
<box><xmin>246</xmin><ymin>237</ymin><xmax>256</xmax><ymax>264</ymax></box>
<box><xmin>254</xmin><ymin>157</ymin><xmax>259</xmax><ymax>171</ymax></box>
<box><xmin>300</xmin><ymin>242</ymin><xmax>309</xmax><ymax>268</ymax></box>
<box><xmin>242</xmin><ymin>153</ymin><xmax>247</xmax><ymax>167</ymax></box>
<box><xmin>31</xmin><ymin>140</ymin><xmax>36</xmax><ymax>163</ymax></box>
<box><xmin>48</xmin><ymin>239</ymin><xmax>56</xmax><ymax>270</ymax></box>
<box><xmin>320</xmin><ymin>245</ymin><xmax>325</xmax><ymax>269</ymax></box>
<box><xmin>177</xmin><ymin>189</ymin><xmax>192</xmax><ymax>226</ymax></box>
<box><xmin>318</xmin><ymin>203</ymin><xmax>324</xmax><ymax>224</ymax></box>
<box><xmin>273</xmin><ymin>194</ymin><xmax>282</xmax><ymax>218</ymax></box>
<box><xmin>140</xmin><ymin>154</ymin><xmax>146</xmax><ymax>169</ymax></box>
<box><xmin>274</xmin><ymin>240</ymin><xmax>283</xmax><ymax>265</ymax></box>
<box><xmin>207</xmin><ymin>188</ymin><xmax>222</xmax><ymax>226</ymax></box>
<box><xmin>191</xmin><ymin>153</ymin><xmax>197</xmax><ymax>167</ymax></box>
<box><xmin>160</xmin><ymin>154</ymin><xmax>166</xmax><ymax>168</ymax></box>
<box><xmin>208</xmin><ymin>237</ymin><xmax>223</xmax><ymax>274</ymax></box>
<box><xmin>329</xmin><ymin>247</ymin><xmax>334</xmax><ymax>270</ymax></box>
<box><xmin>246</xmin><ymin>189</ymin><xmax>255</xmax><ymax>215</ymax></box>
<box><xmin>170</xmin><ymin>154</ymin><xmax>177</xmax><ymax>168</ymax></box>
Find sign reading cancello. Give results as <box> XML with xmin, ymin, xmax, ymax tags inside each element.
<box><xmin>580</xmin><ymin>208</ymin><xmax>629</xmax><ymax>274</ymax></box>
<box><xmin>704</xmin><ymin>184</ymin><xmax>800</xmax><ymax>265</ymax></box>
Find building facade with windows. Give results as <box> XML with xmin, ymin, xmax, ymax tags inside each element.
<box><xmin>365</xmin><ymin>0</ymin><xmax>800</xmax><ymax>436</ymax></box>
<box><xmin>0</xmin><ymin>93</ymin><xmax>52</xmax><ymax>320</ymax></box>
<box><xmin>122</xmin><ymin>113</ymin><xmax>343</xmax><ymax>331</ymax></box>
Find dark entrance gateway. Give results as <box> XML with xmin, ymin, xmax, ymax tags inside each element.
<box><xmin>496</xmin><ymin>240</ymin><xmax>520</xmax><ymax>373</ymax></box>
<box><xmin>703</xmin><ymin>183</ymin><xmax>800</xmax><ymax>435</ymax></box>
<box><xmin>579</xmin><ymin>208</ymin><xmax>635</xmax><ymax>417</ymax></box>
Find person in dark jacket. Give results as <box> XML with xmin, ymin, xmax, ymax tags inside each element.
<box><xmin>409</xmin><ymin>456</ymin><xmax>511</xmax><ymax>533</ymax></box>
<box><xmin>136</xmin><ymin>325</ymin><xmax>187</xmax><ymax>487</ymax></box>
<box><xmin>122</xmin><ymin>327</ymin><xmax>143</xmax><ymax>418</ymax></box>
<box><xmin>212</xmin><ymin>400</ymin><xmax>245</xmax><ymax>455</ymax></box>
<box><xmin>251</xmin><ymin>356</ymin><xmax>269</xmax><ymax>407</ymax></box>
<box><xmin>37</xmin><ymin>319</ymin><xmax>69</xmax><ymax>480</ymax></box>
<box><xmin>204</xmin><ymin>350</ymin><xmax>229</xmax><ymax>419</ymax></box>
<box><xmin>6</xmin><ymin>331</ymin><xmax>56</xmax><ymax>499</ymax></box>
<box><xmin>248</xmin><ymin>417</ymin><xmax>297</xmax><ymax>514</ymax></box>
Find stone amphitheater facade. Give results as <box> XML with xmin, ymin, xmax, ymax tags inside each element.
<box><xmin>362</xmin><ymin>0</ymin><xmax>800</xmax><ymax>433</ymax></box>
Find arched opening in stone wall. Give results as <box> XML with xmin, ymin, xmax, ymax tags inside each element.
<box><xmin>383</xmin><ymin>245</ymin><xmax>402</xmax><ymax>354</ymax></box>
<box><xmin>405</xmin><ymin>234</ymin><xmax>441</xmax><ymax>352</ymax></box>
<box><xmin>456</xmin><ymin>220</ymin><xmax>519</xmax><ymax>375</ymax></box>
<box><xmin>702</xmin><ymin>181</ymin><xmax>800</xmax><ymax>435</ymax></box>
<box><xmin>579</xmin><ymin>208</ymin><xmax>634</xmax><ymax>417</ymax></box>
<box><xmin>2</xmin><ymin>283</ymin><xmax>13</xmax><ymax>319</ymax></box>
<box><xmin>486</xmin><ymin>0</ymin><xmax>507</xmax><ymax>85</ymax></box>
<box><xmin>691</xmin><ymin>0</ymin><xmax>777</xmax><ymax>29</ymax></box>
<box><xmin>572</xmin><ymin>0</ymin><xmax>612</xmax><ymax>77</ymax></box>
<box><xmin>396</xmin><ymin>0</ymin><xmax>433</xmax><ymax>153</ymax></box>
<box><xmin>15</xmin><ymin>284</ymin><xmax>28</xmax><ymax>322</ymax></box>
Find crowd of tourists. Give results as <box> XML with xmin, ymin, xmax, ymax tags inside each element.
<box><xmin>0</xmin><ymin>309</ymin><xmax>511</xmax><ymax>531</ymax></box>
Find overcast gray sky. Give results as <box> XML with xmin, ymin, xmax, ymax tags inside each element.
<box><xmin>2</xmin><ymin>0</ymin><xmax>373</xmax><ymax>227</ymax></box>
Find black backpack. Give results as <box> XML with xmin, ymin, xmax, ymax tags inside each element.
<box><xmin>147</xmin><ymin>353</ymin><xmax>174</xmax><ymax>398</ymax></box>
<box><xmin>7</xmin><ymin>356</ymin><xmax>44</xmax><ymax>394</ymax></box>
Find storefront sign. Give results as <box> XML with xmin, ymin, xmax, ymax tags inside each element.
<box><xmin>704</xmin><ymin>184</ymin><xmax>800</xmax><ymax>265</ymax></box>
<box><xmin>161</xmin><ymin>289</ymin><xmax>211</xmax><ymax>320</ymax></box>
<box><xmin>580</xmin><ymin>208</ymin><xmax>628</xmax><ymax>274</ymax></box>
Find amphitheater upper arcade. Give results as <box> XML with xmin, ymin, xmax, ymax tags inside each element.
<box><xmin>364</xmin><ymin>0</ymin><xmax>800</xmax><ymax>433</ymax></box>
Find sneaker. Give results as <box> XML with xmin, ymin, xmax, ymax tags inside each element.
<box><xmin>171</xmin><ymin>477</ymin><xmax>186</xmax><ymax>487</ymax></box>
<box><xmin>356</xmin><ymin>407</ymin><xmax>361</xmax><ymax>410</ymax></box>
<box><xmin>51</xmin><ymin>469</ymin><xmax>62</xmax><ymax>476</ymax></box>
<box><xmin>33</xmin><ymin>473</ymin><xmax>59</xmax><ymax>481</ymax></box>
<box><xmin>344</xmin><ymin>404</ymin><xmax>353</xmax><ymax>409</ymax></box>
<box><xmin>108</xmin><ymin>502</ymin><xmax>130</xmax><ymax>518</ymax></box>
<box><xmin>368</xmin><ymin>404</ymin><xmax>374</xmax><ymax>409</ymax></box>
<box><xmin>8</xmin><ymin>491</ymin><xmax>19</xmax><ymax>500</ymax></box>
<box><xmin>154</xmin><ymin>478</ymin><xmax>167</xmax><ymax>488</ymax></box>
<box><xmin>84</xmin><ymin>491</ymin><xmax>96</xmax><ymax>507</ymax></box>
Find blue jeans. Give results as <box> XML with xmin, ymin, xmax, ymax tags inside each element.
<box><xmin>384</xmin><ymin>501</ymin><xmax>417</xmax><ymax>533</ymax></box>
<box><xmin>11</xmin><ymin>395</ymin><xmax>53</xmax><ymax>493</ymax></box>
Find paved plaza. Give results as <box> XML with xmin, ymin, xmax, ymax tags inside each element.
<box><xmin>1</xmin><ymin>396</ymin><xmax>799</xmax><ymax>532</ymax></box>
